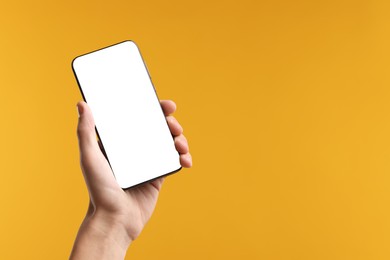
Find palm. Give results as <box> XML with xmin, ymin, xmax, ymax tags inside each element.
<box><xmin>125</xmin><ymin>180</ymin><xmax>162</xmax><ymax>223</ymax></box>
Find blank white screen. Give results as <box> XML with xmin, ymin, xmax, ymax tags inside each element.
<box><xmin>72</xmin><ymin>41</ymin><xmax>181</xmax><ymax>188</ymax></box>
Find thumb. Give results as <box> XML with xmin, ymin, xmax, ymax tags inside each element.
<box><xmin>76</xmin><ymin>101</ymin><xmax>100</xmax><ymax>156</ymax></box>
<box><xmin>76</xmin><ymin>101</ymin><xmax>118</xmax><ymax>192</ymax></box>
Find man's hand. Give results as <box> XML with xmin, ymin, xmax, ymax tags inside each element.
<box><xmin>70</xmin><ymin>100</ymin><xmax>192</xmax><ymax>260</ymax></box>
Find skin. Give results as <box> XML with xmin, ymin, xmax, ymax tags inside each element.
<box><xmin>70</xmin><ymin>100</ymin><xmax>192</xmax><ymax>260</ymax></box>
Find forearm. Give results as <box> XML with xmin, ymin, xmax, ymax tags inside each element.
<box><xmin>70</xmin><ymin>214</ymin><xmax>132</xmax><ymax>260</ymax></box>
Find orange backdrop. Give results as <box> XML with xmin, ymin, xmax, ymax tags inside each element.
<box><xmin>1</xmin><ymin>0</ymin><xmax>390</xmax><ymax>259</ymax></box>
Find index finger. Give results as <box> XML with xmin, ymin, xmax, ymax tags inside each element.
<box><xmin>160</xmin><ymin>100</ymin><xmax>177</xmax><ymax>116</ymax></box>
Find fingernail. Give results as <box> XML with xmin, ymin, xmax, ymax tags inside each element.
<box><xmin>188</xmin><ymin>154</ymin><xmax>193</xmax><ymax>167</ymax></box>
<box><xmin>186</xmin><ymin>153</ymin><xmax>192</xmax><ymax>168</ymax></box>
<box><xmin>76</xmin><ymin>103</ymin><xmax>83</xmax><ymax>117</ymax></box>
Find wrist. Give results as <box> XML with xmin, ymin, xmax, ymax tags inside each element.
<box><xmin>70</xmin><ymin>212</ymin><xmax>132</xmax><ymax>260</ymax></box>
<box><xmin>87</xmin><ymin>212</ymin><xmax>133</xmax><ymax>250</ymax></box>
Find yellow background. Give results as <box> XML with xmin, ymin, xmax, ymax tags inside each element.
<box><xmin>1</xmin><ymin>0</ymin><xmax>390</xmax><ymax>259</ymax></box>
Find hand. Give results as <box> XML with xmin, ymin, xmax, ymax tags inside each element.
<box><xmin>70</xmin><ymin>100</ymin><xmax>192</xmax><ymax>260</ymax></box>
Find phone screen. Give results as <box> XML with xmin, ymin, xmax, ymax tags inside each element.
<box><xmin>72</xmin><ymin>41</ymin><xmax>181</xmax><ymax>189</ymax></box>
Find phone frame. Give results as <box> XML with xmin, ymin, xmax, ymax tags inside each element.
<box><xmin>71</xmin><ymin>40</ymin><xmax>182</xmax><ymax>189</ymax></box>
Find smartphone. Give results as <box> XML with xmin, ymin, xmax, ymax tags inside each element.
<box><xmin>72</xmin><ymin>40</ymin><xmax>181</xmax><ymax>189</ymax></box>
